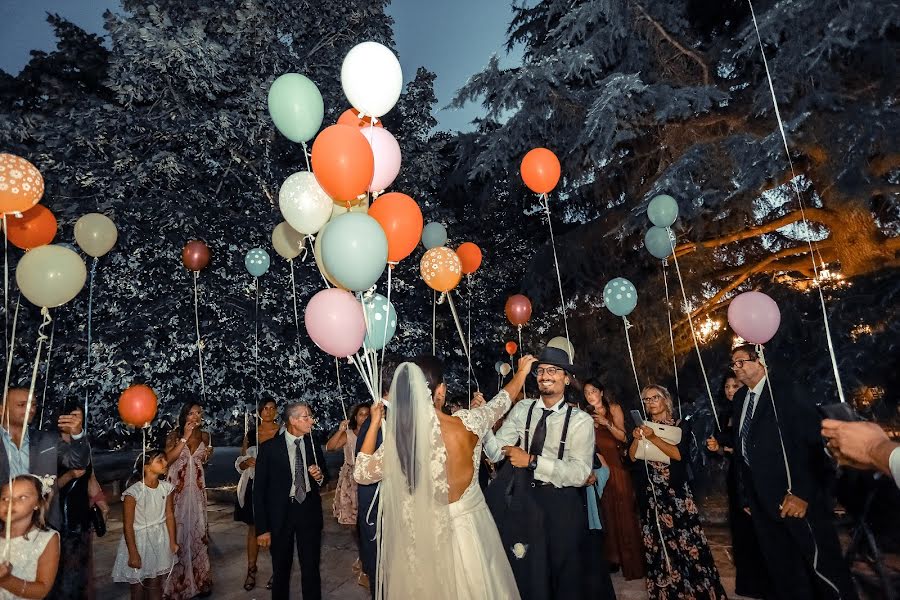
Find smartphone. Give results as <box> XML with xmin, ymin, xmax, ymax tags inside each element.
<box><xmin>630</xmin><ymin>409</ymin><xmax>644</xmax><ymax>426</ymax></box>
<box><xmin>816</xmin><ymin>403</ymin><xmax>860</xmax><ymax>422</ymax></box>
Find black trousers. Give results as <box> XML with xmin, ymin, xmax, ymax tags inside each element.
<box><xmin>357</xmin><ymin>491</ymin><xmax>378</xmax><ymax>598</ymax></box>
<box><xmin>270</xmin><ymin>497</ymin><xmax>322</xmax><ymax>600</ymax></box>
<box><xmin>532</xmin><ymin>485</ymin><xmax>588</xmax><ymax>600</ymax></box>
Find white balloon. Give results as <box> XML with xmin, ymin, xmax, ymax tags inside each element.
<box><xmin>499</xmin><ymin>363</ymin><xmax>512</xmax><ymax>377</ymax></box>
<box><xmin>341</xmin><ymin>42</ymin><xmax>403</xmax><ymax>118</ymax></box>
<box><xmin>278</xmin><ymin>172</ymin><xmax>333</xmax><ymax>235</ymax></box>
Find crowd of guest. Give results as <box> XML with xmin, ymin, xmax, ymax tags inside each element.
<box><xmin>1</xmin><ymin>337</ymin><xmax>895</xmax><ymax>599</ymax></box>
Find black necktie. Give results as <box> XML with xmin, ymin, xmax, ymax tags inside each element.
<box><xmin>293</xmin><ymin>438</ymin><xmax>307</xmax><ymax>503</ymax></box>
<box><xmin>529</xmin><ymin>409</ymin><xmax>553</xmax><ymax>457</ymax></box>
<box><xmin>740</xmin><ymin>392</ymin><xmax>756</xmax><ymax>466</ymax></box>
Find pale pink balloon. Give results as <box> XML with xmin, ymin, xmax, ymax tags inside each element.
<box><xmin>304</xmin><ymin>288</ymin><xmax>366</xmax><ymax>357</ymax></box>
<box><xmin>361</xmin><ymin>127</ymin><xmax>401</xmax><ymax>194</ymax></box>
<box><xmin>727</xmin><ymin>291</ymin><xmax>781</xmax><ymax>344</ymax></box>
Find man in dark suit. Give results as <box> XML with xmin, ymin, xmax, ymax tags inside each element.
<box><xmin>254</xmin><ymin>401</ymin><xmax>329</xmax><ymax>600</ymax></box>
<box><xmin>730</xmin><ymin>344</ymin><xmax>857</xmax><ymax>600</ymax></box>
<box><xmin>0</xmin><ymin>387</ymin><xmax>90</xmax><ymax>529</ymax></box>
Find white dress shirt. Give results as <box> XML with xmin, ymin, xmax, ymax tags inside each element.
<box><xmin>284</xmin><ymin>430</ymin><xmax>310</xmax><ymax>497</ymax></box>
<box><xmin>890</xmin><ymin>447</ymin><xmax>900</xmax><ymax>489</ymax></box>
<box><xmin>483</xmin><ymin>397</ymin><xmax>593</xmax><ymax>488</ymax></box>
<box><xmin>737</xmin><ymin>377</ymin><xmax>768</xmax><ymax>457</ymax></box>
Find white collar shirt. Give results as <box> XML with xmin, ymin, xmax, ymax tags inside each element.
<box><xmin>284</xmin><ymin>430</ymin><xmax>310</xmax><ymax>497</ymax></box>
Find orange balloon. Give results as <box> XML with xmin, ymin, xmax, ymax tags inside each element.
<box><xmin>118</xmin><ymin>384</ymin><xmax>158</xmax><ymax>428</ymax></box>
<box><xmin>311</xmin><ymin>125</ymin><xmax>374</xmax><ymax>203</ymax></box>
<box><xmin>456</xmin><ymin>242</ymin><xmax>482</xmax><ymax>274</ymax></box>
<box><xmin>420</xmin><ymin>247</ymin><xmax>462</xmax><ymax>292</ymax></box>
<box><xmin>337</xmin><ymin>108</ymin><xmax>383</xmax><ymax>129</ymax></box>
<box><xmin>505</xmin><ymin>341</ymin><xmax>518</xmax><ymax>356</ymax></box>
<box><xmin>520</xmin><ymin>147</ymin><xmax>561</xmax><ymax>194</ymax></box>
<box><xmin>6</xmin><ymin>205</ymin><xmax>56</xmax><ymax>250</ymax></box>
<box><xmin>368</xmin><ymin>192</ymin><xmax>423</xmax><ymax>263</ymax></box>
<box><xmin>0</xmin><ymin>153</ymin><xmax>44</xmax><ymax>214</ymax></box>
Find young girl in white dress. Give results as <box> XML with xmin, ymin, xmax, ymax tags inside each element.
<box><xmin>112</xmin><ymin>449</ymin><xmax>179</xmax><ymax>599</ymax></box>
<box><xmin>0</xmin><ymin>474</ymin><xmax>60</xmax><ymax>599</ymax></box>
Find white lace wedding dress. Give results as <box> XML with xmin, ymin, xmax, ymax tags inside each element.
<box><xmin>355</xmin><ymin>373</ymin><xmax>520</xmax><ymax>600</ymax></box>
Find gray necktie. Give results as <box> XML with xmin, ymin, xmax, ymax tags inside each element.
<box><xmin>293</xmin><ymin>438</ymin><xmax>306</xmax><ymax>503</ymax></box>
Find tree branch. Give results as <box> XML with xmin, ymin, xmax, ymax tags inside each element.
<box><xmin>632</xmin><ymin>2</ymin><xmax>709</xmax><ymax>85</ymax></box>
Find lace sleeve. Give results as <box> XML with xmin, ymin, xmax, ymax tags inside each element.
<box><xmin>353</xmin><ymin>445</ymin><xmax>385</xmax><ymax>485</ymax></box>
<box><xmin>457</xmin><ymin>390</ymin><xmax>512</xmax><ymax>438</ymax></box>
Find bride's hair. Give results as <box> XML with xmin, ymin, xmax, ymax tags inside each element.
<box><xmin>411</xmin><ymin>354</ymin><xmax>444</xmax><ymax>398</ymax></box>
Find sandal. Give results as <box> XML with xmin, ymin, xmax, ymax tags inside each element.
<box><xmin>243</xmin><ymin>566</ymin><xmax>257</xmax><ymax>591</ymax></box>
<box><xmin>352</xmin><ymin>558</ymin><xmax>362</xmax><ymax>574</ymax></box>
<box><xmin>358</xmin><ymin>572</ymin><xmax>369</xmax><ymax>588</ymax></box>
<box><xmin>266</xmin><ymin>575</ymin><xmax>273</xmax><ymax>590</ymax></box>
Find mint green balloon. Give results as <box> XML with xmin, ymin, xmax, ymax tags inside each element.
<box><xmin>321</xmin><ymin>213</ymin><xmax>388</xmax><ymax>292</ymax></box>
<box><xmin>647</xmin><ymin>194</ymin><xmax>679</xmax><ymax>227</ymax></box>
<box><xmin>268</xmin><ymin>73</ymin><xmax>324</xmax><ymax>143</ymax></box>
<box><xmin>644</xmin><ymin>226</ymin><xmax>672</xmax><ymax>259</ymax></box>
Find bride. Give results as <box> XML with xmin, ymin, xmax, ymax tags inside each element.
<box><xmin>354</xmin><ymin>354</ymin><xmax>536</xmax><ymax>599</ymax></box>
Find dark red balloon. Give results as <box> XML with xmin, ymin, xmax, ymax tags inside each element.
<box><xmin>505</xmin><ymin>294</ymin><xmax>532</xmax><ymax>327</ymax></box>
<box><xmin>182</xmin><ymin>240</ymin><xmax>210</xmax><ymax>271</ymax></box>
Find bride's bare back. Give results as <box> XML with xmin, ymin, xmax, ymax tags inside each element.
<box><xmin>436</xmin><ymin>411</ymin><xmax>480</xmax><ymax>503</ymax></box>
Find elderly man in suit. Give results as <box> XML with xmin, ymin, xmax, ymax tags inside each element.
<box><xmin>0</xmin><ymin>387</ymin><xmax>91</xmax><ymax>529</ymax></box>
<box><xmin>254</xmin><ymin>401</ymin><xmax>329</xmax><ymax>600</ymax></box>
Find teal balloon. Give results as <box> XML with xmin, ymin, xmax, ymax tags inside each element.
<box><xmin>363</xmin><ymin>293</ymin><xmax>398</xmax><ymax>351</ymax></box>
<box><xmin>603</xmin><ymin>277</ymin><xmax>638</xmax><ymax>317</ymax></box>
<box><xmin>647</xmin><ymin>194</ymin><xmax>679</xmax><ymax>227</ymax></box>
<box><xmin>494</xmin><ymin>361</ymin><xmax>504</xmax><ymax>374</ymax></box>
<box><xmin>267</xmin><ymin>73</ymin><xmax>324</xmax><ymax>143</ymax></box>
<box><xmin>321</xmin><ymin>213</ymin><xmax>388</xmax><ymax>291</ymax></box>
<box><xmin>245</xmin><ymin>248</ymin><xmax>271</xmax><ymax>277</ymax></box>
<box><xmin>644</xmin><ymin>226</ymin><xmax>672</xmax><ymax>259</ymax></box>
<box><xmin>421</xmin><ymin>222</ymin><xmax>447</xmax><ymax>249</ymax></box>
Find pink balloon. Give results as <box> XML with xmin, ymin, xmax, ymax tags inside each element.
<box><xmin>304</xmin><ymin>288</ymin><xmax>366</xmax><ymax>357</ymax></box>
<box><xmin>727</xmin><ymin>291</ymin><xmax>781</xmax><ymax>344</ymax></box>
<box><xmin>361</xmin><ymin>127</ymin><xmax>401</xmax><ymax>193</ymax></box>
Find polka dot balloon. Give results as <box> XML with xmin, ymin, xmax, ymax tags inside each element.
<box><xmin>420</xmin><ymin>247</ymin><xmax>462</xmax><ymax>292</ymax></box>
<box><xmin>363</xmin><ymin>293</ymin><xmax>398</xmax><ymax>351</ymax></box>
<box><xmin>244</xmin><ymin>248</ymin><xmax>271</xmax><ymax>277</ymax></box>
<box><xmin>0</xmin><ymin>153</ymin><xmax>44</xmax><ymax>214</ymax></box>
<box><xmin>603</xmin><ymin>277</ymin><xmax>638</xmax><ymax>317</ymax></box>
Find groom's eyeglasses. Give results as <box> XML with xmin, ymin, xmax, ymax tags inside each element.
<box><xmin>533</xmin><ymin>367</ymin><xmax>564</xmax><ymax>377</ymax></box>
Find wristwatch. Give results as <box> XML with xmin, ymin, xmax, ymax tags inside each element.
<box><xmin>527</xmin><ymin>455</ymin><xmax>539</xmax><ymax>471</ymax></box>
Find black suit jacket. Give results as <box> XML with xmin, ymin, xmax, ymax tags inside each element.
<box><xmin>733</xmin><ymin>382</ymin><xmax>826</xmax><ymax>520</ymax></box>
<box><xmin>0</xmin><ymin>427</ymin><xmax>91</xmax><ymax>529</ymax></box>
<box><xmin>355</xmin><ymin>415</ymin><xmax>383</xmax><ymax>524</ymax></box>
<box><xmin>254</xmin><ymin>431</ymin><xmax>329</xmax><ymax>536</ymax></box>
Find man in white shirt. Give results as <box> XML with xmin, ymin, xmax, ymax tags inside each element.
<box><xmin>484</xmin><ymin>346</ymin><xmax>593</xmax><ymax>600</ymax></box>
<box><xmin>821</xmin><ymin>419</ymin><xmax>900</xmax><ymax>487</ymax></box>
<box><xmin>254</xmin><ymin>401</ymin><xmax>327</xmax><ymax>600</ymax></box>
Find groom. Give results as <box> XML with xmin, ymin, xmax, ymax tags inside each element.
<box><xmin>484</xmin><ymin>345</ymin><xmax>594</xmax><ymax>600</ymax></box>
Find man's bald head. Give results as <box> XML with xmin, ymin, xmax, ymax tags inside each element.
<box><xmin>4</xmin><ymin>388</ymin><xmax>35</xmax><ymax>428</ymax></box>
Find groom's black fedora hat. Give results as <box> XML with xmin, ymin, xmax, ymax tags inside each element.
<box><xmin>535</xmin><ymin>346</ymin><xmax>575</xmax><ymax>374</ymax></box>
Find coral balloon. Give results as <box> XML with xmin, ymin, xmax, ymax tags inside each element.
<box><xmin>0</xmin><ymin>153</ymin><xmax>44</xmax><ymax>214</ymax></box>
<box><xmin>520</xmin><ymin>148</ymin><xmax>561</xmax><ymax>194</ymax></box>
<box><xmin>727</xmin><ymin>291</ymin><xmax>781</xmax><ymax>345</ymax></box>
<box><xmin>337</xmin><ymin>109</ymin><xmax>383</xmax><ymax>129</ymax></box>
<box><xmin>311</xmin><ymin>125</ymin><xmax>374</xmax><ymax>203</ymax></box>
<box><xmin>505</xmin><ymin>294</ymin><xmax>532</xmax><ymax>327</ymax></box>
<box><xmin>505</xmin><ymin>341</ymin><xmax>518</xmax><ymax>356</ymax></box>
<box><xmin>118</xmin><ymin>384</ymin><xmax>158</xmax><ymax>428</ymax></box>
<box><xmin>368</xmin><ymin>192</ymin><xmax>423</xmax><ymax>263</ymax></box>
<box><xmin>6</xmin><ymin>205</ymin><xmax>56</xmax><ymax>250</ymax></box>
<box><xmin>420</xmin><ymin>247</ymin><xmax>462</xmax><ymax>292</ymax></box>
<box><xmin>182</xmin><ymin>240</ymin><xmax>210</xmax><ymax>272</ymax></box>
<box><xmin>456</xmin><ymin>242</ymin><xmax>482</xmax><ymax>275</ymax></box>
<box><xmin>304</xmin><ymin>288</ymin><xmax>367</xmax><ymax>358</ymax></box>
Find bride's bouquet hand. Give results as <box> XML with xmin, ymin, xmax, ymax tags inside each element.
<box><xmin>370</xmin><ymin>402</ymin><xmax>385</xmax><ymax>428</ymax></box>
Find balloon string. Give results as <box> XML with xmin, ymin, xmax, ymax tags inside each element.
<box><xmin>350</xmin><ymin>353</ymin><xmax>378</xmax><ymax>404</ymax></box>
<box><xmin>1</xmin><ymin>296</ymin><xmax>20</xmax><ymax>433</ymax></box>
<box><xmin>3</xmin><ymin>214</ymin><xmax>7</xmax><ymax>380</ymax></box>
<box><xmin>335</xmin><ymin>358</ymin><xmax>347</xmax><ymax>420</ymax></box>
<box><xmin>288</xmin><ymin>259</ymin><xmax>305</xmax><ymax>368</ymax></box>
<box><xmin>357</xmin><ymin>292</ymin><xmax>379</xmax><ymax>394</ymax></box>
<box><xmin>540</xmin><ymin>193</ymin><xmax>570</xmax><ymax>348</ymax></box>
<box><xmin>517</xmin><ymin>324</ymin><xmax>525</xmax><ymax>399</ymax></box>
<box><xmin>193</xmin><ymin>272</ymin><xmax>207</xmax><ymax>405</ymax></box>
<box><xmin>301</xmin><ymin>142</ymin><xmax>311</xmax><ymax>172</ymax></box>
<box><xmin>38</xmin><ymin>320</ymin><xmax>56</xmax><ymax>430</ymax></box>
<box><xmin>431</xmin><ymin>290</ymin><xmax>437</xmax><ymax>355</ymax></box>
<box><xmin>466</xmin><ymin>277</ymin><xmax>473</xmax><ymax>408</ymax></box>
<box><xmin>661</xmin><ymin>261</ymin><xmax>681</xmax><ymax>417</ymax></box>
<box><xmin>622</xmin><ymin>316</ymin><xmax>646</xmax><ymax>420</ymax></box>
<box><xmin>668</xmin><ymin>230</ymin><xmax>719</xmax><ymax>431</ymax></box>
<box><xmin>377</xmin><ymin>264</ymin><xmax>395</xmax><ymax>397</ymax></box>
<box><xmin>747</xmin><ymin>0</ymin><xmax>845</xmax><ymax>403</ymax></box>
<box><xmin>756</xmin><ymin>346</ymin><xmax>792</xmax><ymax>493</ymax></box>
<box><xmin>446</xmin><ymin>293</ymin><xmax>479</xmax><ymax>391</ymax></box>
<box><xmin>85</xmin><ymin>257</ymin><xmax>97</xmax><ymax>433</ymax></box>
<box><xmin>21</xmin><ymin>308</ymin><xmax>51</xmax><ymax>446</ymax></box>
<box><xmin>254</xmin><ymin>277</ymin><xmax>260</xmax><ymax>403</ymax></box>
<box><xmin>306</xmin><ymin>235</ymin><xmax>331</xmax><ymax>288</ymax></box>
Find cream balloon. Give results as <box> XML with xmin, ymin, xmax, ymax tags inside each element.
<box><xmin>547</xmin><ymin>336</ymin><xmax>575</xmax><ymax>361</ymax></box>
<box><xmin>16</xmin><ymin>244</ymin><xmax>87</xmax><ymax>307</ymax></box>
<box><xmin>340</xmin><ymin>42</ymin><xmax>403</xmax><ymax>118</ymax></box>
<box><xmin>499</xmin><ymin>363</ymin><xmax>512</xmax><ymax>377</ymax></box>
<box><xmin>278</xmin><ymin>171</ymin><xmax>333</xmax><ymax>235</ymax></box>
<box><xmin>313</xmin><ymin>222</ymin><xmax>343</xmax><ymax>289</ymax></box>
<box><xmin>271</xmin><ymin>221</ymin><xmax>306</xmax><ymax>260</ymax></box>
<box><xmin>74</xmin><ymin>213</ymin><xmax>117</xmax><ymax>257</ymax></box>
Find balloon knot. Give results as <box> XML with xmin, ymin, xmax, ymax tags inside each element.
<box><xmin>372</xmin><ymin>190</ymin><xmax>384</xmax><ymax>199</ymax></box>
<box><xmin>623</xmin><ymin>316</ymin><xmax>633</xmax><ymax>330</ymax></box>
<box><xmin>437</xmin><ymin>293</ymin><xmax>447</xmax><ymax>305</ymax></box>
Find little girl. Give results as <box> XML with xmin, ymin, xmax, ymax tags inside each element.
<box><xmin>112</xmin><ymin>449</ymin><xmax>179</xmax><ymax>600</ymax></box>
<box><xmin>0</xmin><ymin>474</ymin><xmax>60</xmax><ymax>599</ymax></box>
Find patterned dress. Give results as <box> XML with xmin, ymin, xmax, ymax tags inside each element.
<box><xmin>635</xmin><ymin>418</ymin><xmax>727</xmax><ymax>600</ymax></box>
<box><xmin>332</xmin><ymin>428</ymin><xmax>359</xmax><ymax>525</ymax></box>
<box><xmin>164</xmin><ymin>441</ymin><xmax>212</xmax><ymax>599</ymax></box>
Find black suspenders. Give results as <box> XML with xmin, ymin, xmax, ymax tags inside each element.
<box><xmin>522</xmin><ymin>401</ymin><xmax>574</xmax><ymax>460</ymax></box>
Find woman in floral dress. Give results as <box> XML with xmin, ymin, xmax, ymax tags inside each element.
<box><xmin>629</xmin><ymin>384</ymin><xmax>727</xmax><ymax>600</ymax></box>
<box><xmin>163</xmin><ymin>401</ymin><xmax>213</xmax><ymax>599</ymax></box>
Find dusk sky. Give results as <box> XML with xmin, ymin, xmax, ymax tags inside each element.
<box><xmin>0</xmin><ymin>0</ymin><xmax>522</xmax><ymax>132</ymax></box>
